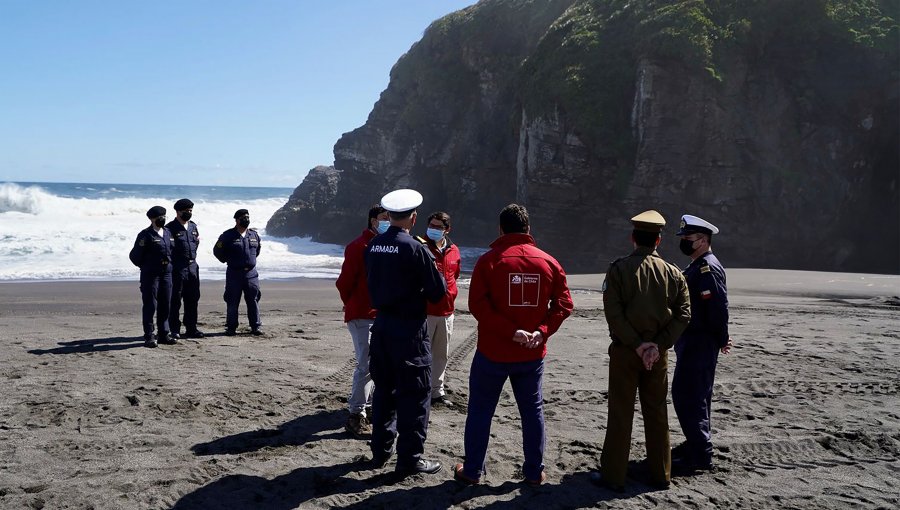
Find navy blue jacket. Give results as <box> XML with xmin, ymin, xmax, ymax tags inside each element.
<box><xmin>213</xmin><ymin>228</ymin><xmax>261</xmax><ymax>278</ymax></box>
<box><xmin>677</xmin><ymin>251</ymin><xmax>729</xmax><ymax>352</ymax></box>
<box><xmin>129</xmin><ymin>226</ymin><xmax>173</xmax><ymax>275</ymax></box>
<box><xmin>166</xmin><ymin>219</ymin><xmax>200</xmax><ymax>271</ymax></box>
<box><xmin>365</xmin><ymin>226</ymin><xmax>446</xmax><ymax>319</ymax></box>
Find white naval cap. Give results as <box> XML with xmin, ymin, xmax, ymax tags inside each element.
<box><xmin>380</xmin><ymin>188</ymin><xmax>423</xmax><ymax>213</ymax></box>
<box><xmin>676</xmin><ymin>214</ymin><xmax>720</xmax><ymax>236</ymax></box>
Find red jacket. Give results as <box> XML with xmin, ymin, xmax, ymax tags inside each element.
<box><xmin>468</xmin><ymin>233</ymin><xmax>573</xmax><ymax>363</ymax></box>
<box><xmin>426</xmin><ymin>238</ymin><xmax>461</xmax><ymax>317</ymax></box>
<box><xmin>335</xmin><ymin>229</ymin><xmax>377</xmax><ymax>322</ymax></box>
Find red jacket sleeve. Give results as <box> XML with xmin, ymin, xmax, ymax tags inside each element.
<box><xmin>537</xmin><ymin>260</ymin><xmax>574</xmax><ymax>340</ymax></box>
<box><xmin>335</xmin><ymin>241</ymin><xmax>359</xmax><ymax>305</ymax></box>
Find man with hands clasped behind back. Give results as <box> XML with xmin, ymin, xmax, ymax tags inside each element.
<box><xmin>593</xmin><ymin>210</ymin><xmax>691</xmax><ymax>492</ymax></box>
<box><xmin>452</xmin><ymin>204</ymin><xmax>573</xmax><ymax>487</ymax></box>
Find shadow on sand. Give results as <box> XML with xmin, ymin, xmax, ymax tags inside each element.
<box><xmin>171</xmin><ymin>466</ymin><xmax>661</xmax><ymax>509</ymax></box>
<box><xmin>28</xmin><ymin>336</ymin><xmax>147</xmax><ymax>355</ymax></box>
<box><xmin>191</xmin><ymin>409</ymin><xmax>348</xmax><ymax>456</ymax></box>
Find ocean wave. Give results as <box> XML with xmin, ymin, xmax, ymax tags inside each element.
<box><xmin>0</xmin><ymin>182</ymin><xmax>51</xmax><ymax>214</ymax></box>
<box><xmin>0</xmin><ymin>182</ymin><xmax>346</xmax><ymax>281</ymax></box>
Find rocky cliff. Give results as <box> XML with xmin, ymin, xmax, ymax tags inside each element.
<box><xmin>269</xmin><ymin>0</ymin><xmax>899</xmax><ymax>274</ymax></box>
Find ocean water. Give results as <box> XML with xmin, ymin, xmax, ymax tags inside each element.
<box><xmin>0</xmin><ymin>181</ymin><xmax>346</xmax><ymax>281</ymax></box>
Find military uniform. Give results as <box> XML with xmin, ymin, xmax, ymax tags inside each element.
<box><xmin>599</xmin><ymin>210</ymin><xmax>691</xmax><ymax>489</ymax></box>
<box><xmin>213</xmin><ymin>212</ymin><xmax>262</xmax><ymax>334</ymax></box>
<box><xmin>672</xmin><ymin>215</ymin><xmax>729</xmax><ymax>469</ymax></box>
<box><xmin>365</xmin><ymin>189</ymin><xmax>446</xmax><ymax>473</ymax></box>
<box><xmin>129</xmin><ymin>206</ymin><xmax>174</xmax><ymax>345</ymax></box>
<box><xmin>166</xmin><ymin>203</ymin><xmax>202</xmax><ymax>338</ymax></box>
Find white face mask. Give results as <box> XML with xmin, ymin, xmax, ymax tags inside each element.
<box><xmin>376</xmin><ymin>220</ymin><xmax>390</xmax><ymax>234</ymax></box>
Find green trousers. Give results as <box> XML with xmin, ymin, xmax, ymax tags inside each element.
<box><xmin>600</xmin><ymin>342</ymin><xmax>671</xmax><ymax>487</ymax></box>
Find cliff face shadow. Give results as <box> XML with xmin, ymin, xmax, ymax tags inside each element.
<box><xmin>192</xmin><ymin>409</ymin><xmax>347</xmax><ymax>456</ymax></box>
<box><xmin>28</xmin><ymin>336</ymin><xmax>146</xmax><ymax>355</ymax></box>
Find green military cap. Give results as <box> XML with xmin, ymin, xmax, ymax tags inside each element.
<box><xmin>630</xmin><ymin>210</ymin><xmax>666</xmax><ymax>233</ymax></box>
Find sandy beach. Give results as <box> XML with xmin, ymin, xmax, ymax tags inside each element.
<box><xmin>0</xmin><ymin>270</ymin><xmax>898</xmax><ymax>509</ymax></box>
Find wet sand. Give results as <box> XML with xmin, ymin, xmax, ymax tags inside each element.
<box><xmin>0</xmin><ymin>270</ymin><xmax>898</xmax><ymax>509</ymax></box>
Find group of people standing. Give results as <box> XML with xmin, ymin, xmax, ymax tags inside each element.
<box><xmin>128</xmin><ymin>201</ymin><xmax>263</xmax><ymax>348</ymax></box>
<box><xmin>337</xmin><ymin>187</ymin><xmax>730</xmax><ymax>491</ymax></box>
<box><xmin>130</xmin><ymin>188</ymin><xmax>731</xmax><ymax>491</ymax></box>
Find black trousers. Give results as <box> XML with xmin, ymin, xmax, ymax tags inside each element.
<box><xmin>368</xmin><ymin>316</ymin><xmax>432</xmax><ymax>467</ymax></box>
<box><xmin>170</xmin><ymin>264</ymin><xmax>200</xmax><ymax>334</ymax></box>
<box><xmin>224</xmin><ymin>274</ymin><xmax>261</xmax><ymax>330</ymax></box>
<box><xmin>140</xmin><ymin>270</ymin><xmax>172</xmax><ymax>337</ymax></box>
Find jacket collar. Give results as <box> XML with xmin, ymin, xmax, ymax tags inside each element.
<box><xmin>490</xmin><ymin>232</ymin><xmax>536</xmax><ymax>250</ymax></box>
<box><xmin>630</xmin><ymin>245</ymin><xmax>658</xmax><ymax>257</ymax></box>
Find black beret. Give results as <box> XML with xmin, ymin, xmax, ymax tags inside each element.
<box><xmin>146</xmin><ymin>206</ymin><xmax>166</xmax><ymax>219</ymax></box>
<box><xmin>234</xmin><ymin>209</ymin><xmax>249</xmax><ymax>219</ymax></box>
<box><xmin>173</xmin><ymin>198</ymin><xmax>194</xmax><ymax>211</ymax></box>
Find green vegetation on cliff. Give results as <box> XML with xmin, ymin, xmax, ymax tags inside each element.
<box><xmin>519</xmin><ymin>0</ymin><xmax>898</xmax><ymax>160</ymax></box>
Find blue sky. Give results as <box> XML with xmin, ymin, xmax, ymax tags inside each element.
<box><xmin>0</xmin><ymin>0</ymin><xmax>477</xmax><ymax>187</ymax></box>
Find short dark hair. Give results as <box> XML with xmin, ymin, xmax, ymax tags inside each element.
<box><xmin>428</xmin><ymin>211</ymin><xmax>450</xmax><ymax>229</ymax></box>
<box><xmin>632</xmin><ymin>229</ymin><xmax>660</xmax><ymax>248</ymax></box>
<box><xmin>388</xmin><ymin>209</ymin><xmax>415</xmax><ymax>221</ymax></box>
<box><xmin>367</xmin><ymin>204</ymin><xmax>386</xmax><ymax>227</ymax></box>
<box><xmin>499</xmin><ymin>204</ymin><xmax>529</xmax><ymax>234</ymax></box>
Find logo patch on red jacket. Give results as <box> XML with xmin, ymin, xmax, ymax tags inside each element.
<box><xmin>509</xmin><ymin>273</ymin><xmax>540</xmax><ymax>307</ymax></box>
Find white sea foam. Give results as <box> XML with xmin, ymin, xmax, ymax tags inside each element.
<box><xmin>0</xmin><ymin>182</ymin><xmax>345</xmax><ymax>281</ymax></box>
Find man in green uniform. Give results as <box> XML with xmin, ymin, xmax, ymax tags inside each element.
<box><xmin>593</xmin><ymin>210</ymin><xmax>691</xmax><ymax>492</ymax></box>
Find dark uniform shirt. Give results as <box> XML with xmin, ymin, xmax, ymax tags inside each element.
<box><xmin>165</xmin><ymin>219</ymin><xmax>200</xmax><ymax>271</ymax></box>
<box><xmin>679</xmin><ymin>251</ymin><xmax>729</xmax><ymax>350</ymax></box>
<box><xmin>602</xmin><ymin>246</ymin><xmax>691</xmax><ymax>350</ymax></box>
<box><xmin>213</xmin><ymin>228</ymin><xmax>261</xmax><ymax>278</ymax></box>
<box><xmin>129</xmin><ymin>227</ymin><xmax>173</xmax><ymax>274</ymax></box>
<box><xmin>365</xmin><ymin>226</ymin><xmax>446</xmax><ymax>319</ymax></box>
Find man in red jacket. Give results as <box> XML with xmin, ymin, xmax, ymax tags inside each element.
<box><xmin>423</xmin><ymin>211</ymin><xmax>461</xmax><ymax>407</ymax></box>
<box><xmin>453</xmin><ymin>204</ymin><xmax>573</xmax><ymax>486</ymax></box>
<box><xmin>335</xmin><ymin>204</ymin><xmax>389</xmax><ymax>439</ymax></box>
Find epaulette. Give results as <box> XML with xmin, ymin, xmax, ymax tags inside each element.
<box><xmin>414</xmin><ymin>235</ymin><xmax>428</xmax><ymax>245</ymax></box>
<box><xmin>700</xmin><ymin>263</ymin><xmax>711</xmax><ymax>274</ymax></box>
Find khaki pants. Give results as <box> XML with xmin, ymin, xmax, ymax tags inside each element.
<box><xmin>426</xmin><ymin>314</ymin><xmax>453</xmax><ymax>398</ymax></box>
<box><xmin>601</xmin><ymin>343</ymin><xmax>671</xmax><ymax>487</ymax></box>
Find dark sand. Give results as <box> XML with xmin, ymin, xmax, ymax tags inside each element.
<box><xmin>0</xmin><ymin>270</ymin><xmax>898</xmax><ymax>509</ymax></box>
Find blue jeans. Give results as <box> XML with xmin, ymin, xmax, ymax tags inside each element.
<box><xmin>347</xmin><ymin>319</ymin><xmax>374</xmax><ymax>416</ymax></box>
<box><xmin>462</xmin><ymin>351</ymin><xmax>545</xmax><ymax>481</ymax></box>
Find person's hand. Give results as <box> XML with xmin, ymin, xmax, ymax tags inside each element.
<box><xmin>513</xmin><ymin>330</ymin><xmax>532</xmax><ymax>344</ymax></box>
<box><xmin>721</xmin><ymin>337</ymin><xmax>733</xmax><ymax>355</ymax></box>
<box><xmin>636</xmin><ymin>342</ymin><xmax>659</xmax><ymax>370</ymax></box>
<box><xmin>641</xmin><ymin>346</ymin><xmax>659</xmax><ymax>370</ymax></box>
<box><xmin>523</xmin><ymin>331</ymin><xmax>543</xmax><ymax>349</ymax></box>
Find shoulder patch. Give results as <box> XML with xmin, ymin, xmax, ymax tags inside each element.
<box><xmin>138</xmin><ymin>239</ymin><xmax>145</xmax><ymax>247</ymax></box>
<box><xmin>700</xmin><ymin>265</ymin><xmax>711</xmax><ymax>273</ymax></box>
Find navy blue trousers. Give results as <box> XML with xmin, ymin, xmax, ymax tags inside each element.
<box><xmin>462</xmin><ymin>351</ymin><xmax>545</xmax><ymax>481</ymax></box>
<box><xmin>140</xmin><ymin>270</ymin><xmax>172</xmax><ymax>337</ymax></box>
<box><xmin>170</xmin><ymin>265</ymin><xmax>200</xmax><ymax>334</ymax></box>
<box><xmin>368</xmin><ymin>317</ymin><xmax>432</xmax><ymax>468</ymax></box>
<box><xmin>672</xmin><ymin>338</ymin><xmax>719</xmax><ymax>465</ymax></box>
<box><xmin>224</xmin><ymin>274</ymin><xmax>260</xmax><ymax>330</ymax></box>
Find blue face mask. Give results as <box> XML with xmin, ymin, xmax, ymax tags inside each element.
<box><xmin>426</xmin><ymin>228</ymin><xmax>444</xmax><ymax>242</ymax></box>
<box><xmin>376</xmin><ymin>220</ymin><xmax>390</xmax><ymax>234</ymax></box>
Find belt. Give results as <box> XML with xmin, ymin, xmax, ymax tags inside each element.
<box><xmin>161</xmin><ymin>260</ymin><xmax>168</xmax><ymax>265</ymax></box>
